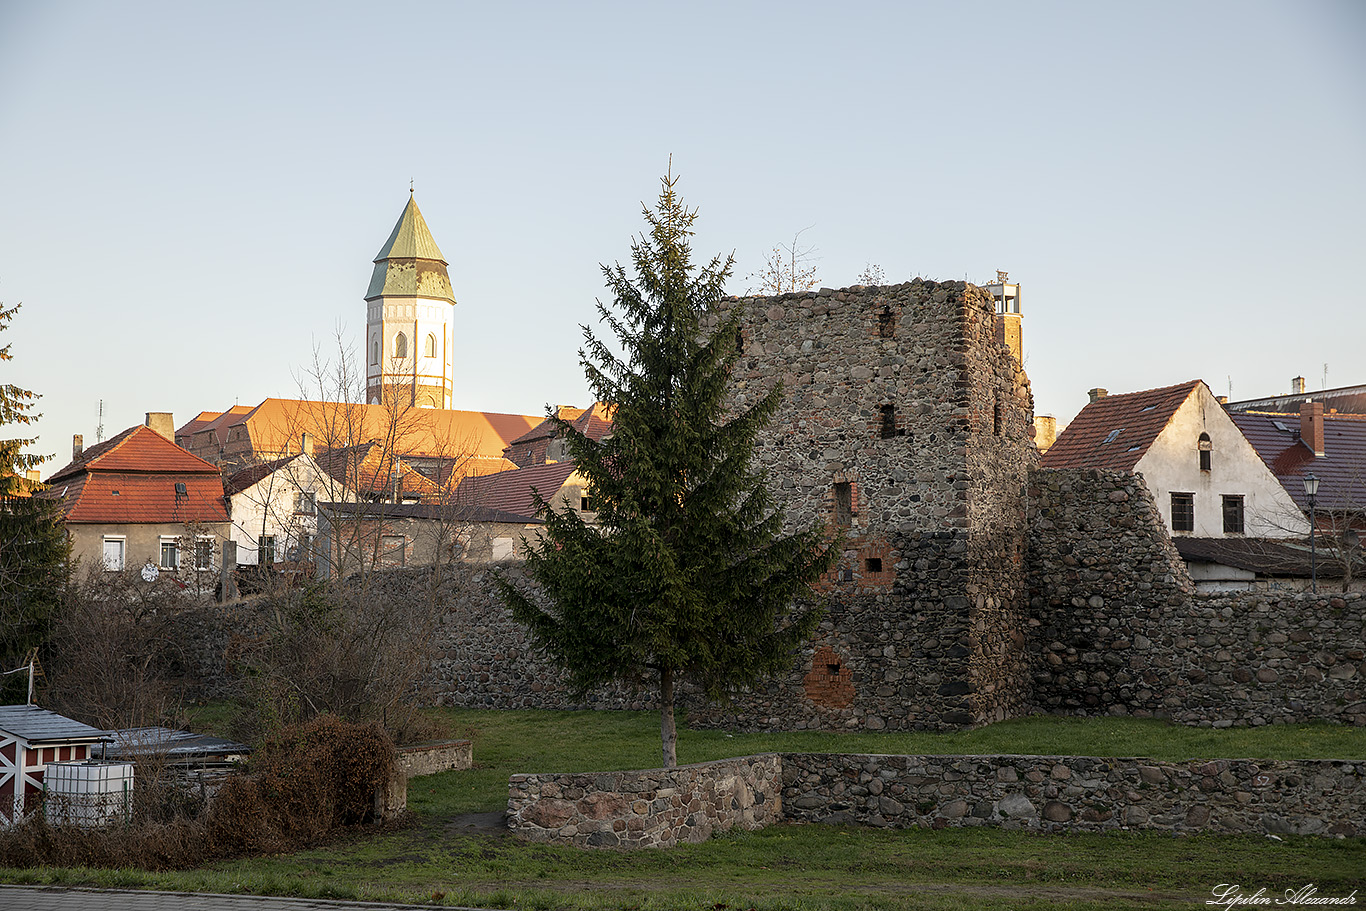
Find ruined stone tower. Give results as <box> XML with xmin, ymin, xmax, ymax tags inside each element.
<box><xmin>697</xmin><ymin>279</ymin><xmax>1038</xmax><ymax>731</ymax></box>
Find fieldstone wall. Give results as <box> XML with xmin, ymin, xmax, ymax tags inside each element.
<box><xmin>398</xmin><ymin>739</ymin><xmax>472</xmax><ymax>778</ymax></box>
<box><xmin>508</xmin><ymin>755</ymin><xmax>783</xmax><ymax>848</ymax></box>
<box><xmin>781</xmin><ymin>753</ymin><xmax>1364</xmax><ymax>837</ymax></box>
<box><xmin>693</xmin><ymin>281</ymin><xmax>1037</xmax><ymax>732</ymax></box>
<box><xmin>1029</xmin><ymin>468</ymin><xmax>1366</xmax><ymax>726</ymax></box>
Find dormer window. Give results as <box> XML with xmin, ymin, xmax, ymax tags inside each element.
<box><xmin>1198</xmin><ymin>433</ymin><xmax>1212</xmax><ymax>472</ymax></box>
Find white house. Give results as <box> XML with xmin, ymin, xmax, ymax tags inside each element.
<box><xmin>1042</xmin><ymin>380</ymin><xmax>1308</xmax><ymax>540</ymax></box>
<box><xmin>223</xmin><ymin>439</ymin><xmax>356</xmax><ymax>567</ymax></box>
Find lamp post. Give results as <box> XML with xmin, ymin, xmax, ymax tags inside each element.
<box><xmin>1303</xmin><ymin>473</ymin><xmax>1319</xmax><ymax>594</ymax></box>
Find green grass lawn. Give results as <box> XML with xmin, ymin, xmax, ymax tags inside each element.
<box><xmin>8</xmin><ymin>709</ymin><xmax>1365</xmax><ymax>910</ymax></box>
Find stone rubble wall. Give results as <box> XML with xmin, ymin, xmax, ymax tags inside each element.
<box><xmin>507</xmin><ymin>755</ymin><xmax>783</xmax><ymax>848</ymax></box>
<box><xmin>1029</xmin><ymin>468</ymin><xmax>1366</xmax><ymax>725</ymax></box>
<box><xmin>398</xmin><ymin>739</ymin><xmax>473</xmax><ymax>778</ymax></box>
<box><xmin>780</xmin><ymin>753</ymin><xmax>1364</xmax><ymax>837</ymax></box>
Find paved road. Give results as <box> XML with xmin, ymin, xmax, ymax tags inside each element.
<box><xmin>0</xmin><ymin>885</ymin><xmax>500</xmax><ymax>910</ymax></box>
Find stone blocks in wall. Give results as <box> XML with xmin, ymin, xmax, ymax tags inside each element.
<box><xmin>1029</xmin><ymin>468</ymin><xmax>1366</xmax><ymax>726</ymax></box>
<box><xmin>508</xmin><ymin>755</ymin><xmax>783</xmax><ymax>849</ymax></box>
<box><xmin>782</xmin><ymin>753</ymin><xmax>1364</xmax><ymax>838</ymax></box>
<box><xmin>398</xmin><ymin>739</ymin><xmax>473</xmax><ymax>778</ymax></box>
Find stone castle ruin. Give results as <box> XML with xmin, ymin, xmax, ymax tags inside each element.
<box><xmin>426</xmin><ymin>280</ymin><xmax>1364</xmax><ymax>731</ymax></box>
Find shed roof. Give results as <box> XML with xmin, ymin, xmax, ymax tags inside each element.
<box><xmin>0</xmin><ymin>705</ymin><xmax>109</xmax><ymax>744</ymax></box>
<box><xmin>456</xmin><ymin>460</ymin><xmax>582</xmax><ymax>517</ymax></box>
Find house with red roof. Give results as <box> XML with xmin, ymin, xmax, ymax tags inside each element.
<box><xmin>40</xmin><ymin>414</ymin><xmax>231</xmax><ymax>574</ymax></box>
<box><xmin>502</xmin><ymin>402</ymin><xmax>613</xmax><ymax>468</ymax></box>
<box><xmin>1042</xmin><ymin>381</ymin><xmax>1306</xmax><ymax>542</ymax></box>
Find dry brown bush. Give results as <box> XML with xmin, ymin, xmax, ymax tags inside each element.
<box><xmin>0</xmin><ymin>715</ymin><xmax>398</xmax><ymax>870</ymax></box>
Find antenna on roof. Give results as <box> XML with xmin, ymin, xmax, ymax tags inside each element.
<box><xmin>1323</xmin><ymin>363</ymin><xmax>1329</xmax><ymax>390</ymax></box>
<box><xmin>1227</xmin><ymin>376</ymin><xmax>1232</xmax><ymax>400</ymax></box>
<box><xmin>95</xmin><ymin>399</ymin><xmax>105</xmax><ymax>443</ymax></box>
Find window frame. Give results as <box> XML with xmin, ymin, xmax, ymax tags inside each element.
<box><xmin>1170</xmin><ymin>492</ymin><xmax>1195</xmax><ymax>533</ymax></box>
<box><xmin>1222</xmin><ymin>494</ymin><xmax>1245</xmax><ymax>535</ymax></box>
<box><xmin>158</xmin><ymin>537</ymin><xmax>180</xmax><ymax>570</ymax></box>
<box><xmin>259</xmin><ymin>535</ymin><xmax>276</xmax><ymax>566</ymax></box>
<box><xmin>194</xmin><ymin>538</ymin><xmax>214</xmax><ymax>571</ymax></box>
<box><xmin>102</xmin><ymin>536</ymin><xmax>126</xmax><ymax>571</ymax></box>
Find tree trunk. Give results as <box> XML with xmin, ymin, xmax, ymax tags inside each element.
<box><xmin>660</xmin><ymin>665</ymin><xmax>677</xmax><ymax>769</ymax></box>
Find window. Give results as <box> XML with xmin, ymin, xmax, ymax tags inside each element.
<box><xmin>424</xmin><ymin>333</ymin><xmax>437</xmax><ymax>358</ymax></box>
<box><xmin>394</xmin><ymin>333</ymin><xmax>407</xmax><ymax>358</ymax></box>
<box><xmin>878</xmin><ymin>306</ymin><xmax>894</xmax><ymax>338</ymax></box>
<box><xmin>194</xmin><ymin>539</ymin><xmax>213</xmax><ymax>570</ymax></box>
<box><xmin>1198</xmin><ymin>433</ymin><xmax>1212</xmax><ymax>472</ymax></box>
<box><xmin>579</xmin><ymin>494</ymin><xmax>594</xmax><ymax>512</ymax></box>
<box><xmin>1171</xmin><ymin>493</ymin><xmax>1195</xmax><ymax>533</ymax></box>
<box><xmin>1103</xmin><ymin>429</ymin><xmax>1122</xmax><ymax>444</ymax></box>
<box><xmin>260</xmin><ymin>535</ymin><xmax>275</xmax><ymax>566</ymax></box>
<box><xmin>864</xmin><ymin>557</ymin><xmax>883</xmax><ymax>573</ymax></box>
<box><xmin>159</xmin><ymin>539</ymin><xmax>179</xmax><ymax>570</ymax></box>
<box><xmin>1222</xmin><ymin>495</ymin><xmax>1245</xmax><ymax>534</ymax></box>
<box><xmin>734</xmin><ymin>326</ymin><xmax>744</xmax><ymax>355</ymax></box>
<box><xmin>102</xmin><ymin>538</ymin><xmax>125</xmax><ymax>571</ymax></box>
<box><xmin>295</xmin><ymin>491</ymin><xmax>316</xmax><ymax>515</ymax></box>
<box><xmin>834</xmin><ymin>482</ymin><xmax>853</xmax><ymax>526</ymax></box>
<box><xmin>371</xmin><ymin>339</ymin><xmax>379</xmax><ymax>365</ymax></box>
<box><xmin>879</xmin><ymin>404</ymin><xmax>898</xmax><ymax>440</ymax></box>
<box><xmin>381</xmin><ymin>535</ymin><xmax>406</xmax><ymax>565</ymax></box>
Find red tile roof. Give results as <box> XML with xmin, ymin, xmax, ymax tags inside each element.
<box><xmin>1229</xmin><ymin>412</ymin><xmax>1366</xmax><ymax>514</ymax></box>
<box><xmin>47</xmin><ymin>426</ymin><xmax>222</xmax><ymax>482</ymax></box>
<box><xmin>505</xmin><ymin>403</ymin><xmax>615</xmax><ymax>448</ymax></box>
<box><xmin>40</xmin><ymin>425</ymin><xmax>229</xmax><ymax>525</ymax></box>
<box><xmin>456</xmin><ymin>460</ymin><xmax>581</xmax><ymax>517</ymax></box>
<box><xmin>1040</xmin><ymin>380</ymin><xmax>1203</xmax><ymax>471</ymax></box>
<box><xmin>1226</xmin><ymin>383</ymin><xmax>1366</xmax><ymax>416</ymax></box>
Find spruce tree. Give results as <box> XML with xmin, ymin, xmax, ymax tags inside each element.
<box><xmin>0</xmin><ymin>302</ymin><xmax>69</xmax><ymax>701</ymax></box>
<box><xmin>500</xmin><ymin>171</ymin><xmax>834</xmax><ymax>767</ymax></box>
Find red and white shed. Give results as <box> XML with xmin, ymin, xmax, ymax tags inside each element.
<box><xmin>0</xmin><ymin>705</ymin><xmax>110</xmax><ymax>823</ymax></box>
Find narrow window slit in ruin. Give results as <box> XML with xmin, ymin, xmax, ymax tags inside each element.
<box><xmin>864</xmin><ymin>557</ymin><xmax>883</xmax><ymax>573</ymax></box>
<box><xmin>880</xmin><ymin>404</ymin><xmax>899</xmax><ymax>439</ymax></box>
<box><xmin>878</xmin><ymin>306</ymin><xmax>894</xmax><ymax>338</ymax></box>
<box><xmin>827</xmin><ymin>662</ymin><xmax>842</xmax><ymax>676</ymax></box>
<box><xmin>834</xmin><ymin>482</ymin><xmax>853</xmax><ymax>526</ymax></box>
<box><xmin>734</xmin><ymin>325</ymin><xmax>744</xmax><ymax>356</ymax></box>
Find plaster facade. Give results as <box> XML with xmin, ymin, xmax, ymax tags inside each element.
<box><xmin>1137</xmin><ymin>383</ymin><xmax>1307</xmax><ymax>539</ymax></box>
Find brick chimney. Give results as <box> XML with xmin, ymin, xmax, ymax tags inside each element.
<box><xmin>144</xmin><ymin>412</ymin><xmax>174</xmax><ymax>441</ymax></box>
<box><xmin>1300</xmin><ymin>401</ymin><xmax>1325</xmax><ymax>457</ymax></box>
<box><xmin>1088</xmin><ymin>388</ymin><xmax>1108</xmax><ymax>404</ymax></box>
<box><xmin>301</xmin><ymin>432</ymin><xmax>314</xmax><ymax>457</ymax></box>
<box><xmin>1292</xmin><ymin>376</ymin><xmax>1306</xmax><ymax>395</ymax></box>
<box><xmin>73</xmin><ymin>434</ymin><xmax>83</xmax><ymax>460</ymax></box>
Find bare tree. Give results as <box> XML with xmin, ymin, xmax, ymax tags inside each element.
<box><xmin>856</xmin><ymin>263</ymin><xmax>887</xmax><ymax>286</ymax></box>
<box><xmin>746</xmin><ymin>227</ymin><xmax>820</xmax><ymax>295</ymax></box>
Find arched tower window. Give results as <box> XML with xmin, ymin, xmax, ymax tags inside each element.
<box><xmin>424</xmin><ymin>333</ymin><xmax>437</xmax><ymax>358</ymax></box>
<box><xmin>1198</xmin><ymin>433</ymin><xmax>1212</xmax><ymax>472</ymax></box>
<box><xmin>394</xmin><ymin>332</ymin><xmax>408</xmax><ymax>359</ymax></box>
<box><xmin>370</xmin><ymin>339</ymin><xmax>379</xmax><ymax>365</ymax></box>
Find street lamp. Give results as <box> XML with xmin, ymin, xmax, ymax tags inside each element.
<box><xmin>1303</xmin><ymin>473</ymin><xmax>1319</xmax><ymax>594</ymax></box>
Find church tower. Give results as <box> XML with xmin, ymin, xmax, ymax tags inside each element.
<box><xmin>365</xmin><ymin>192</ymin><xmax>456</xmax><ymax>409</ymax></box>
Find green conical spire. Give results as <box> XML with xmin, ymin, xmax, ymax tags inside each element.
<box><xmin>365</xmin><ymin>193</ymin><xmax>456</xmax><ymax>304</ymax></box>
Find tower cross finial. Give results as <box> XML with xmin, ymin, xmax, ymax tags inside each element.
<box><xmin>410</xmin><ymin>178</ymin><xmax>414</xmax><ymax>195</ymax></box>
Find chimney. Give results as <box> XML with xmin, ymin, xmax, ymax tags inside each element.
<box><xmin>25</xmin><ymin>470</ymin><xmax>40</xmax><ymax>484</ymax></box>
<box><xmin>1292</xmin><ymin>376</ymin><xmax>1306</xmax><ymax>395</ymax></box>
<box><xmin>1033</xmin><ymin>415</ymin><xmax>1057</xmax><ymax>453</ymax></box>
<box><xmin>301</xmin><ymin>432</ymin><xmax>314</xmax><ymax>457</ymax></box>
<box><xmin>145</xmin><ymin>412</ymin><xmax>174</xmax><ymax>441</ymax></box>
<box><xmin>1300</xmin><ymin>401</ymin><xmax>1325</xmax><ymax>457</ymax></box>
<box><xmin>73</xmin><ymin>434</ymin><xmax>84</xmax><ymax>460</ymax></box>
<box><xmin>1216</xmin><ymin>396</ymin><xmax>1228</xmax><ymax>405</ymax></box>
<box><xmin>1088</xmin><ymin>388</ymin><xmax>1108</xmax><ymax>404</ymax></box>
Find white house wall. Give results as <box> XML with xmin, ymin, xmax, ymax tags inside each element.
<box><xmin>1137</xmin><ymin>385</ymin><xmax>1308</xmax><ymax>539</ymax></box>
<box><xmin>229</xmin><ymin>454</ymin><xmax>353</xmax><ymax>565</ymax></box>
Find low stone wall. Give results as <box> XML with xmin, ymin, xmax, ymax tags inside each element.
<box><xmin>508</xmin><ymin>755</ymin><xmax>783</xmax><ymax>848</ymax></box>
<box><xmin>398</xmin><ymin>739</ymin><xmax>472</xmax><ymax>778</ymax></box>
<box><xmin>781</xmin><ymin>753</ymin><xmax>1364</xmax><ymax>837</ymax></box>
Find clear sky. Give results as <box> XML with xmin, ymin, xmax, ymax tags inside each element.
<box><xmin>2</xmin><ymin>0</ymin><xmax>1363</xmax><ymax>471</ymax></box>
